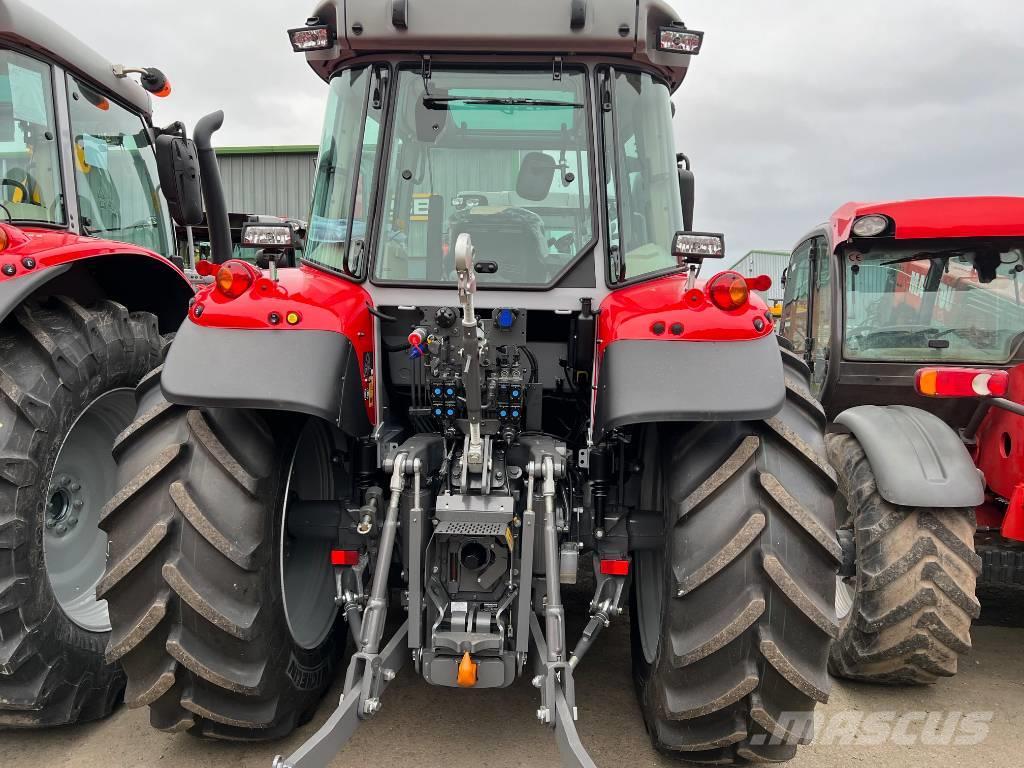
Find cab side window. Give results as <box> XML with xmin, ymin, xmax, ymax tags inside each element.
<box><xmin>779</xmin><ymin>239</ymin><xmax>812</xmax><ymax>352</ymax></box>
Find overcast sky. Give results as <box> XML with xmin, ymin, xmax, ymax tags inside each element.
<box><xmin>38</xmin><ymin>0</ymin><xmax>1024</xmax><ymax>262</ymax></box>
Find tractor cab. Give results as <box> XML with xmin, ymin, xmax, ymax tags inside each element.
<box><xmin>779</xmin><ymin>197</ymin><xmax>1024</xmax><ymax>419</ymax></box>
<box><xmin>295</xmin><ymin>3</ymin><xmax>704</xmax><ymax>298</ymax></box>
<box><xmin>0</xmin><ymin>0</ymin><xmax>180</xmax><ymax>261</ymax></box>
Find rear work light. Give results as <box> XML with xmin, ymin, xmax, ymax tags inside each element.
<box><xmin>242</xmin><ymin>224</ymin><xmax>294</xmax><ymax>248</ymax></box>
<box><xmin>671</xmin><ymin>231</ymin><xmax>725</xmax><ymax>264</ymax></box>
<box><xmin>215</xmin><ymin>260</ymin><xmax>257</xmax><ymax>299</ymax></box>
<box><xmin>707</xmin><ymin>271</ymin><xmax>750</xmax><ymax>311</ymax></box>
<box><xmin>657</xmin><ymin>26</ymin><xmax>705</xmax><ymax>55</ymax></box>
<box><xmin>915</xmin><ymin>367</ymin><xmax>1009</xmax><ymax>398</ymax></box>
<box><xmin>288</xmin><ymin>22</ymin><xmax>334</xmax><ymax>52</ymax></box>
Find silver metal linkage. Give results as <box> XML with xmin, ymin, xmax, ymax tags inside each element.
<box><xmin>271</xmin><ymin>455</ymin><xmax>416</xmax><ymax>768</ymax></box>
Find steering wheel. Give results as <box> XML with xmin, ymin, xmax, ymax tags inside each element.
<box><xmin>548</xmin><ymin>232</ymin><xmax>576</xmax><ymax>254</ymax></box>
<box><xmin>2</xmin><ymin>178</ymin><xmax>39</xmax><ymax>205</ymax></box>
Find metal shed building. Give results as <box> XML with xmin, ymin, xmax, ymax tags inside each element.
<box><xmin>730</xmin><ymin>249</ymin><xmax>790</xmax><ymax>305</ymax></box>
<box><xmin>215</xmin><ymin>145</ymin><xmax>318</xmax><ymax>221</ymax></box>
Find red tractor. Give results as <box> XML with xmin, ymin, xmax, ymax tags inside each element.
<box><xmin>778</xmin><ymin>196</ymin><xmax>1024</xmax><ymax>684</ymax></box>
<box><xmin>0</xmin><ymin>0</ymin><xmax>203</xmax><ymax>728</ymax></box>
<box><xmin>102</xmin><ymin>2</ymin><xmax>840</xmax><ymax>765</ymax></box>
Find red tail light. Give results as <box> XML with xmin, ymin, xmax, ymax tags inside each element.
<box><xmin>330</xmin><ymin>549</ymin><xmax>361</xmax><ymax>566</ymax></box>
<box><xmin>707</xmin><ymin>271</ymin><xmax>750</xmax><ymax>311</ymax></box>
<box><xmin>599</xmin><ymin>559</ymin><xmax>630</xmax><ymax>576</ymax></box>
<box><xmin>915</xmin><ymin>367</ymin><xmax>1009</xmax><ymax>398</ymax></box>
<box><xmin>215</xmin><ymin>260</ymin><xmax>257</xmax><ymax>299</ymax></box>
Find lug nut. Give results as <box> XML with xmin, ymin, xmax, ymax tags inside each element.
<box><xmin>56</xmin><ymin>523</ymin><xmax>67</xmax><ymax>535</ymax></box>
<box><xmin>45</xmin><ymin>518</ymin><xmax>56</xmax><ymax>529</ymax></box>
<box><xmin>70</xmin><ymin>482</ymin><xmax>81</xmax><ymax>492</ymax></box>
<box><xmin>73</xmin><ymin>500</ymin><xmax>83</xmax><ymax>509</ymax></box>
<box><xmin>67</xmin><ymin>517</ymin><xmax>78</xmax><ymax>528</ymax></box>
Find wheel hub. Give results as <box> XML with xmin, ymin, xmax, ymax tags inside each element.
<box><xmin>43</xmin><ymin>388</ymin><xmax>136</xmax><ymax>634</ymax></box>
<box><xmin>46</xmin><ymin>474</ymin><xmax>84</xmax><ymax>536</ymax></box>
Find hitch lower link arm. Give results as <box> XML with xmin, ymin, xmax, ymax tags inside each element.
<box><xmin>273</xmin><ymin>455</ymin><xmax>417</xmax><ymax>768</ymax></box>
<box><xmin>527</xmin><ymin>457</ymin><xmax>598</xmax><ymax>768</ymax></box>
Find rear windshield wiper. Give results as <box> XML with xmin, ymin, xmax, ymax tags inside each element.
<box><xmin>880</xmin><ymin>251</ymin><xmax>962</xmax><ymax>266</ymax></box>
<box><xmin>423</xmin><ymin>96</ymin><xmax>583</xmax><ymax>109</ymax></box>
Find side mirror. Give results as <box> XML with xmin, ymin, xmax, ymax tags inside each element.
<box><xmin>780</xmin><ymin>266</ymin><xmax>788</xmax><ymax>287</ymax></box>
<box><xmin>677</xmin><ymin>153</ymin><xmax>694</xmax><ymax>231</ymax></box>
<box><xmin>155</xmin><ymin>134</ymin><xmax>204</xmax><ymax>226</ymax></box>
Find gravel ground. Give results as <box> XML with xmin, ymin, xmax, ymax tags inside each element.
<box><xmin>2</xmin><ymin>587</ymin><xmax>1022</xmax><ymax>768</ymax></box>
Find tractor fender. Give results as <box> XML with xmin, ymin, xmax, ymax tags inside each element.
<box><xmin>830</xmin><ymin>404</ymin><xmax>984</xmax><ymax>508</ymax></box>
<box><xmin>0</xmin><ymin>251</ymin><xmax>193</xmax><ymax>333</ymax></box>
<box><xmin>593</xmin><ymin>334</ymin><xmax>786</xmax><ymax>438</ymax></box>
<box><xmin>0</xmin><ymin>263</ymin><xmax>72</xmax><ymax>323</ymax></box>
<box><xmin>161</xmin><ymin>319</ymin><xmax>372</xmax><ymax>437</ymax></box>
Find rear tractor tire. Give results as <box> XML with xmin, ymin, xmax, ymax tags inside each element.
<box><xmin>631</xmin><ymin>349</ymin><xmax>840</xmax><ymax>764</ymax></box>
<box><xmin>827</xmin><ymin>433</ymin><xmax>981</xmax><ymax>684</ymax></box>
<box><xmin>99</xmin><ymin>378</ymin><xmax>344</xmax><ymax>740</ymax></box>
<box><xmin>0</xmin><ymin>298</ymin><xmax>163</xmax><ymax>727</ymax></box>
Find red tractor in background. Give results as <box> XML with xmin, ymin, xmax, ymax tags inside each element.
<box><xmin>99</xmin><ymin>2</ymin><xmax>840</xmax><ymax>766</ymax></box>
<box><xmin>0</xmin><ymin>0</ymin><xmax>209</xmax><ymax>728</ymax></box>
<box><xmin>778</xmin><ymin>196</ymin><xmax>1024</xmax><ymax>684</ymax></box>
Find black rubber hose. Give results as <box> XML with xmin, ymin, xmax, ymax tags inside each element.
<box><xmin>193</xmin><ymin>111</ymin><xmax>231</xmax><ymax>264</ymax></box>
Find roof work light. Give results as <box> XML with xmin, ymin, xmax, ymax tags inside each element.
<box><xmin>288</xmin><ymin>21</ymin><xmax>334</xmax><ymax>52</ymax></box>
<box><xmin>851</xmin><ymin>214</ymin><xmax>891</xmax><ymax>238</ymax></box>
<box><xmin>657</xmin><ymin>26</ymin><xmax>705</xmax><ymax>55</ymax></box>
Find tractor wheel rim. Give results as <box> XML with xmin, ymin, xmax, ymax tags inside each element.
<box><xmin>44</xmin><ymin>388</ymin><xmax>136</xmax><ymax>633</ymax></box>
<box><xmin>635</xmin><ymin>547</ymin><xmax>665</xmax><ymax>665</ymax></box>
<box><xmin>835</xmin><ymin>576</ymin><xmax>856</xmax><ymax>620</ymax></box>
<box><xmin>280</xmin><ymin>421</ymin><xmax>339</xmax><ymax>650</ymax></box>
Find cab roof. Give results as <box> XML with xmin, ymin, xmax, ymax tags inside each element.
<box><xmin>829</xmin><ymin>196</ymin><xmax>1024</xmax><ymax>248</ymax></box>
<box><xmin>301</xmin><ymin>0</ymin><xmax>694</xmax><ymax>91</ymax></box>
<box><xmin>0</xmin><ymin>0</ymin><xmax>152</xmax><ymax>116</ymax></box>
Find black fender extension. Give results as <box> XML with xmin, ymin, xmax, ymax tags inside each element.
<box><xmin>161</xmin><ymin>320</ymin><xmax>371</xmax><ymax>436</ymax></box>
<box><xmin>593</xmin><ymin>334</ymin><xmax>786</xmax><ymax>438</ymax></box>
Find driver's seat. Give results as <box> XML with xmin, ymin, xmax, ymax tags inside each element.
<box><xmin>446</xmin><ymin>152</ymin><xmax>552</xmax><ymax>281</ymax></box>
<box><xmin>447</xmin><ymin>205</ymin><xmax>547</xmax><ymax>282</ymax></box>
